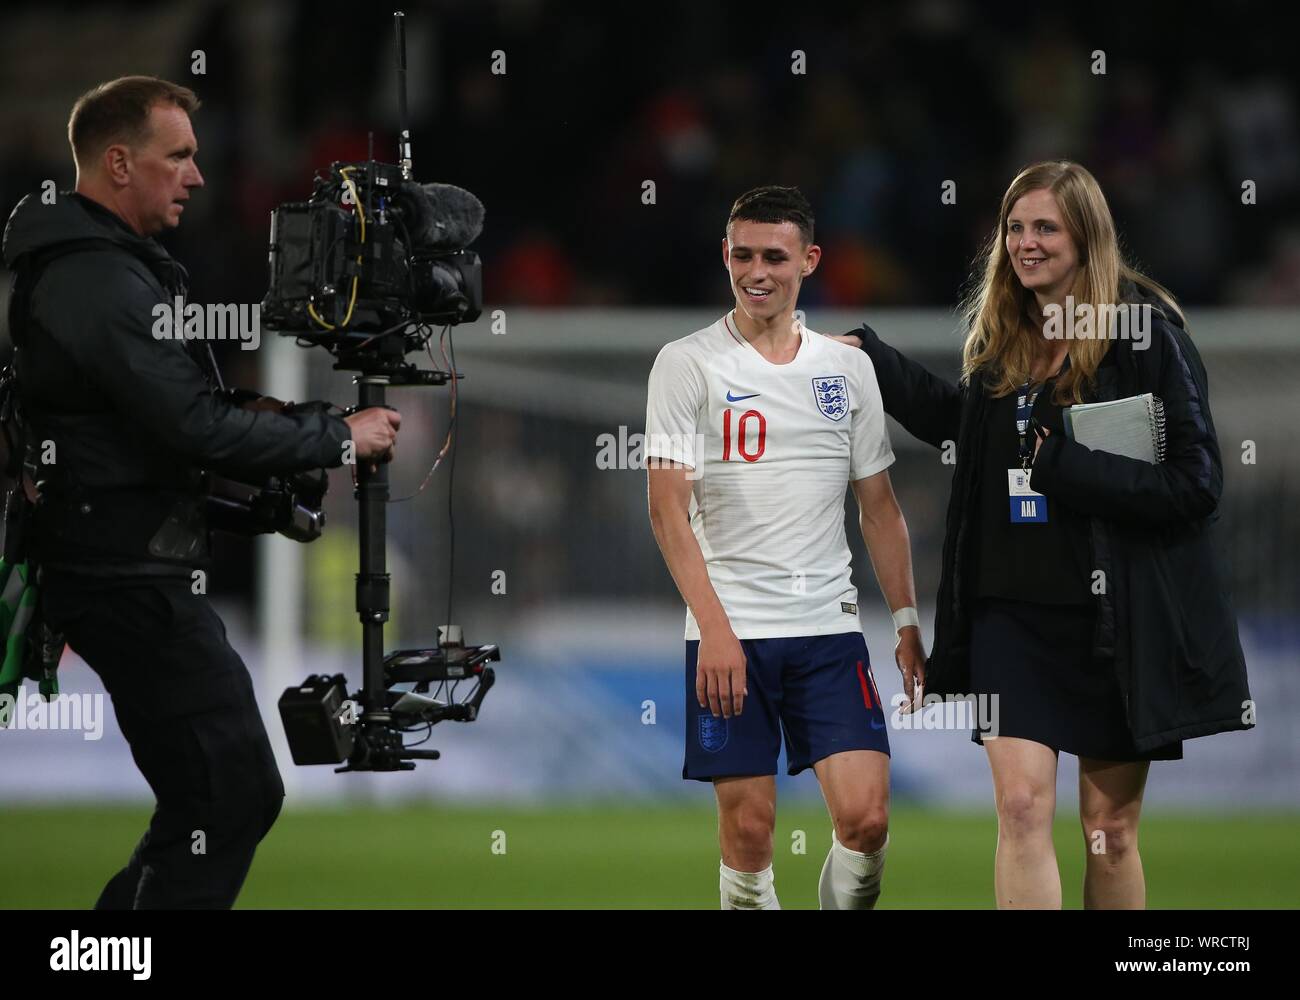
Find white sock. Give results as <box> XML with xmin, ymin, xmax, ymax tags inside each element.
<box><xmin>818</xmin><ymin>831</ymin><xmax>888</xmax><ymax>910</ymax></box>
<box><xmin>719</xmin><ymin>861</ymin><xmax>780</xmax><ymax>910</ymax></box>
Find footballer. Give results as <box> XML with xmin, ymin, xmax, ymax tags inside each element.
<box><xmin>645</xmin><ymin>186</ymin><xmax>926</xmax><ymax>909</ymax></box>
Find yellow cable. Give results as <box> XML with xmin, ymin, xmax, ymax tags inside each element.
<box><xmin>308</xmin><ymin>302</ymin><xmax>334</xmax><ymax>330</ymax></box>
<box><xmin>341</xmin><ymin>274</ymin><xmax>359</xmax><ymax>327</ymax></box>
<box><xmin>339</xmin><ymin>167</ymin><xmax>365</xmax><ymax>242</ymax></box>
<box><xmin>337</xmin><ymin>167</ymin><xmax>364</xmax><ymax>327</ymax></box>
<box><xmin>310</xmin><ymin>167</ymin><xmax>366</xmax><ymax>330</ymax></box>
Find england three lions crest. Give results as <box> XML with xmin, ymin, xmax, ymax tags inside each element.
<box><xmin>698</xmin><ymin>714</ymin><xmax>728</xmax><ymax>753</ymax></box>
<box><xmin>812</xmin><ymin>375</ymin><xmax>849</xmax><ymax>421</ymax></box>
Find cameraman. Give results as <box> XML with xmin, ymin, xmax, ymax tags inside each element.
<box><xmin>1</xmin><ymin>76</ymin><xmax>400</xmax><ymax>908</ymax></box>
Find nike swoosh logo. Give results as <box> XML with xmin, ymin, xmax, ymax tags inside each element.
<box><xmin>726</xmin><ymin>391</ymin><xmax>760</xmax><ymax>402</ymax></box>
<box><xmin>870</xmin><ymin>719</ymin><xmax>886</xmax><ymax>731</ymax></box>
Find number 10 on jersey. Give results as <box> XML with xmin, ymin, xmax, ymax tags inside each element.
<box><xmin>722</xmin><ymin>407</ymin><xmax>767</xmax><ymax>462</ymax></box>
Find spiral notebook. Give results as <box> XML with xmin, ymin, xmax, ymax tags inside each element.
<box><xmin>1062</xmin><ymin>393</ymin><xmax>1166</xmax><ymax>464</ymax></box>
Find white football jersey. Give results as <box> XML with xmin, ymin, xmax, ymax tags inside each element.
<box><xmin>645</xmin><ymin>311</ymin><xmax>895</xmax><ymax>640</ymax></box>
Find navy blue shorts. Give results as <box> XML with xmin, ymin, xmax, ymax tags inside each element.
<box><xmin>683</xmin><ymin>631</ymin><xmax>890</xmax><ymax>781</ymax></box>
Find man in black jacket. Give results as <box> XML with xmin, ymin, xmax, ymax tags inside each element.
<box><xmin>1</xmin><ymin>76</ymin><xmax>400</xmax><ymax>908</ymax></box>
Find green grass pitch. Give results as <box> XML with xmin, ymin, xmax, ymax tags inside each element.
<box><xmin>2</xmin><ymin>805</ymin><xmax>1297</xmax><ymax>908</ymax></box>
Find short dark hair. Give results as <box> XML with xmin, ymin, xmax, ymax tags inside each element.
<box><xmin>68</xmin><ymin>76</ymin><xmax>200</xmax><ymax>169</ymax></box>
<box><xmin>727</xmin><ymin>185</ymin><xmax>815</xmax><ymax>246</ymax></box>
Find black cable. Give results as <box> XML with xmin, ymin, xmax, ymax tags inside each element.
<box><xmin>388</xmin><ymin>324</ymin><xmax>450</xmax><ymax>504</ymax></box>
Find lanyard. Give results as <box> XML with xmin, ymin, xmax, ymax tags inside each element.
<box><xmin>1015</xmin><ymin>354</ymin><xmax>1071</xmax><ymax>471</ymax></box>
<box><xmin>1015</xmin><ymin>381</ymin><xmax>1043</xmax><ymax>471</ymax></box>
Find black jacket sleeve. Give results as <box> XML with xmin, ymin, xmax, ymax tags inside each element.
<box><xmin>1029</xmin><ymin>319</ymin><xmax>1221</xmax><ymax>526</ymax></box>
<box><xmin>855</xmin><ymin>322</ymin><xmax>962</xmax><ymax>449</ymax></box>
<box><xmin>41</xmin><ymin>255</ymin><xmax>352</xmax><ymax>478</ymax></box>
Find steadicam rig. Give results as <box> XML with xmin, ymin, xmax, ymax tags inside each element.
<box><xmin>270</xmin><ymin>11</ymin><xmax>499</xmax><ymax>772</ymax></box>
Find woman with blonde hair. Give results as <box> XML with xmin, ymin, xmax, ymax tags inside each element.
<box><xmin>838</xmin><ymin>160</ymin><xmax>1252</xmax><ymax>908</ymax></box>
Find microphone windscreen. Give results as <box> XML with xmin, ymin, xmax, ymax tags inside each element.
<box><xmin>394</xmin><ymin>180</ymin><xmax>484</xmax><ymax>251</ymax></box>
<box><xmin>420</xmin><ymin>183</ymin><xmax>485</xmax><ymax>251</ymax></box>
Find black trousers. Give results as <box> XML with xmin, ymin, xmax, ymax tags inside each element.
<box><xmin>39</xmin><ymin>569</ymin><xmax>285</xmax><ymax>909</ymax></box>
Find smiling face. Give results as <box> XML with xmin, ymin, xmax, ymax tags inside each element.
<box><xmin>722</xmin><ymin>220</ymin><xmax>819</xmax><ymax>323</ymax></box>
<box><xmin>1005</xmin><ymin>188</ymin><xmax>1080</xmax><ymax>304</ymax></box>
<box><xmin>117</xmin><ymin>102</ymin><xmax>204</xmax><ymax>236</ymax></box>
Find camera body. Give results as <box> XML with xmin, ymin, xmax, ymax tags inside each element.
<box><xmin>262</xmin><ymin>160</ymin><xmax>482</xmax><ymax>348</ymax></box>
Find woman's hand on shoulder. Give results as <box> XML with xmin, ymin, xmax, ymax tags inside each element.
<box><xmin>825</xmin><ymin>333</ymin><xmax>864</xmax><ymax>349</ymax></box>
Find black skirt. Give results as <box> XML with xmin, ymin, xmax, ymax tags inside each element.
<box><xmin>969</xmin><ymin>597</ymin><xmax>1183</xmax><ymax>762</ymax></box>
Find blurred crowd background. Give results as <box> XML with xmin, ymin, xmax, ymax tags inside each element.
<box><xmin>3</xmin><ymin>1</ymin><xmax>1298</xmax><ymax>310</ymax></box>
<box><xmin>1</xmin><ymin>1</ymin><xmax>1296</xmax><ymax>808</ymax></box>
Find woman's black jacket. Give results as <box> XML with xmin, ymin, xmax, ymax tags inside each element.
<box><xmin>857</xmin><ymin>301</ymin><xmax>1252</xmax><ymax>751</ymax></box>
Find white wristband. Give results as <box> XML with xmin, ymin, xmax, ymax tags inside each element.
<box><xmin>891</xmin><ymin>607</ymin><xmax>920</xmax><ymax>633</ymax></box>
